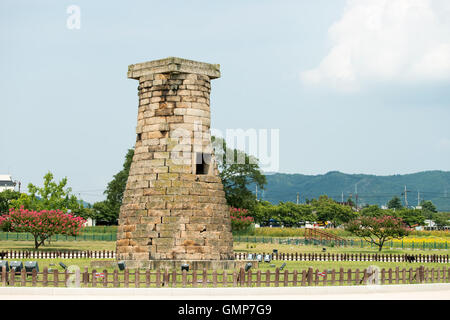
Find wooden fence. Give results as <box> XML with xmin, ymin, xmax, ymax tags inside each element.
<box><xmin>1</xmin><ymin>266</ymin><xmax>449</xmax><ymax>288</ymax></box>
<box><xmin>1</xmin><ymin>250</ymin><xmax>449</xmax><ymax>264</ymax></box>
<box><xmin>235</xmin><ymin>252</ymin><xmax>450</xmax><ymax>263</ymax></box>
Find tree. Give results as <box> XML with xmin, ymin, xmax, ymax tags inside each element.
<box><xmin>0</xmin><ymin>190</ymin><xmax>21</xmax><ymax>215</ymax></box>
<box><xmin>395</xmin><ymin>208</ymin><xmax>426</xmax><ymax>227</ymax></box>
<box><xmin>9</xmin><ymin>172</ymin><xmax>92</xmax><ymax>219</ymax></box>
<box><xmin>104</xmin><ymin>149</ymin><xmax>134</xmax><ymax>216</ymax></box>
<box><xmin>431</xmin><ymin>212</ymin><xmax>450</xmax><ymax>228</ymax></box>
<box><xmin>92</xmin><ymin>201</ymin><xmax>117</xmax><ymax>225</ymax></box>
<box><xmin>387</xmin><ymin>196</ymin><xmax>403</xmax><ymax>210</ymax></box>
<box><xmin>345</xmin><ymin>215</ymin><xmax>410</xmax><ymax>251</ymax></box>
<box><xmin>212</xmin><ymin>137</ymin><xmax>266</xmax><ymax>211</ymax></box>
<box><xmin>310</xmin><ymin>195</ymin><xmax>356</xmax><ymax>227</ymax></box>
<box><xmin>0</xmin><ymin>207</ymin><xmax>86</xmax><ymax>249</ymax></box>
<box><xmin>93</xmin><ymin>148</ymin><xmax>134</xmax><ymax>224</ymax></box>
<box><xmin>421</xmin><ymin>200</ymin><xmax>437</xmax><ymax>214</ymax></box>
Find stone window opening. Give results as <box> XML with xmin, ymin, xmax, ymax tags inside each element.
<box><xmin>195</xmin><ymin>152</ymin><xmax>211</xmax><ymax>175</ymax></box>
<box><xmin>136</xmin><ymin>133</ymin><xmax>142</xmax><ymax>142</ymax></box>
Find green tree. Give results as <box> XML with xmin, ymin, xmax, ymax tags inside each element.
<box><xmin>387</xmin><ymin>196</ymin><xmax>403</xmax><ymax>210</ymax></box>
<box><xmin>93</xmin><ymin>148</ymin><xmax>134</xmax><ymax>224</ymax></box>
<box><xmin>10</xmin><ymin>172</ymin><xmax>92</xmax><ymax>219</ymax></box>
<box><xmin>310</xmin><ymin>195</ymin><xmax>356</xmax><ymax>227</ymax></box>
<box><xmin>421</xmin><ymin>200</ymin><xmax>437</xmax><ymax>213</ymax></box>
<box><xmin>92</xmin><ymin>200</ymin><xmax>118</xmax><ymax>225</ymax></box>
<box><xmin>0</xmin><ymin>190</ymin><xmax>21</xmax><ymax>214</ymax></box>
<box><xmin>212</xmin><ymin>137</ymin><xmax>266</xmax><ymax>211</ymax></box>
<box><xmin>431</xmin><ymin>212</ymin><xmax>450</xmax><ymax>228</ymax></box>
<box><xmin>395</xmin><ymin>208</ymin><xmax>426</xmax><ymax>227</ymax></box>
<box><xmin>360</xmin><ymin>204</ymin><xmax>385</xmax><ymax>217</ymax></box>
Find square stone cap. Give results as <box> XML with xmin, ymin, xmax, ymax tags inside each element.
<box><xmin>127</xmin><ymin>57</ymin><xmax>220</xmax><ymax>80</ymax></box>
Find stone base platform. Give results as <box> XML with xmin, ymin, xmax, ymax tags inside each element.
<box><xmin>91</xmin><ymin>260</ymin><xmax>257</xmax><ymax>270</ymax></box>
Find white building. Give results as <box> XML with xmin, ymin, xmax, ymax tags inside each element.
<box><xmin>0</xmin><ymin>175</ymin><xmax>15</xmax><ymax>192</ymax></box>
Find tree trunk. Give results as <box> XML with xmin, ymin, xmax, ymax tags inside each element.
<box><xmin>34</xmin><ymin>235</ymin><xmax>39</xmax><ymax>250</ymax></box>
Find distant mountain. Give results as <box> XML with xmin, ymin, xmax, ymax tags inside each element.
<box><xmin>256</xmin><ymin>171</ymin><xmax>450</xmax><ymax>211</ymax></box>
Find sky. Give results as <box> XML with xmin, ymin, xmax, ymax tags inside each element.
<box><xmin>1</xmin><ymin>0</ymin><xmax>450</xmax><ymax>203</ymax></box>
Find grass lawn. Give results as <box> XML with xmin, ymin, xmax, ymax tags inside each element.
<box><xmin>0</xmin><ymin>241</ymin><xmax>114</xmax><ymax>252</ymax></box>
<box><xmin>235</xmin><ymin>242</ymin><xmax>450</xmax><ymax>255</ymax></box>
<box><xmin>1</xmin><ymin>240</ymin><xmax>449</xmax><ymax>255</ymax></box>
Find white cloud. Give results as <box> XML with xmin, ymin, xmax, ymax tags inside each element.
<box><xmin>301</xmin><ymin>0</ymin><xmax>450</xmax><ymax>91</ymax></box>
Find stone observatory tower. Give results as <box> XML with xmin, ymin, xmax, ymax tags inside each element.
<box><xmin>116</xmin><ymin>57</ymin><xmax>236</xmax><ymax>269</ymax></box>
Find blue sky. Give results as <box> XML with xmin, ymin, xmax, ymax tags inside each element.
<box><xmin>1</xmin><ymin>0</ymin><xmax>450</xmax><ymax>203</ymax></box>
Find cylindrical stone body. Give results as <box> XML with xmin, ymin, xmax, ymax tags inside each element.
<box><xmin>116</xmin><ymin>57</ymin><xmax>234</xmax><ymax>262</ymax></box>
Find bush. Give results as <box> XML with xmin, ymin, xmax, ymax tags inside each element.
<box><xmin>230</xmin><ymin>207</ymin><xmax>254</xmax><ymax>233</ymax></box>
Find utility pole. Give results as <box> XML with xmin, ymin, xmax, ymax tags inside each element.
<box><xmin>341</xmin><ymin>191</ymin><xmax>344</xmax><ymax>203</ymax></box>
<box><xmin>417</xmin><ymin>191</ymin><xmax>420</xmax><ymax>207</ymax></box>
<box><xmin>402</xmin><ymin>185</ymin><xmax>410</xmax><ymax>208</ymax></box>
<box><xmin>296</xmin><ymin>192</ymin><xmax>299</xmax><ymax>205</ymax></box>
<box><xmin>355</xmin><ymin>184</ymin><xmax>359</xmax><ymax>210</ymax></box>
<box><xmin>255</xmin><ymin>185</ymin><xmax>258</xmax><ymax>201</ymax></box>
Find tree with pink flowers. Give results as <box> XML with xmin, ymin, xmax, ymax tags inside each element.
<box><xmin>345</xmin><ymin>215</ymin><xmax>410</xmax><ymax>251</ymax></box>
<box><xmin>0</xmin><ymin>207</ymin><xmax>86</xmax><ymax>249</ymax></box>
<box><xmin>229</xmin><ymin>207</ymin><xmax>254</xmax><ymax>232</ymax></box>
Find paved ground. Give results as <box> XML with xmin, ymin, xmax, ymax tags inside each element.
<box><xmin>0</xmin><ymin>284</ymin><xmax>449</xmax><ymax>299</ymax></box>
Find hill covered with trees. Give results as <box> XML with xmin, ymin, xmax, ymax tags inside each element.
<box><xmin>259</xmin><ymin>171</ymin><xmax>450</xmax><ymax>211</ymax></box>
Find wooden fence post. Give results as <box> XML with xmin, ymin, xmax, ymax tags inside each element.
<box><xmin>283</xmin><ymin>270</ymin><xmax>289</xmax><ymax>287</ymax></box>
<box><xmin>136</xmin><ymin>269</ymin><xmax>140</xmax><ymax>288</ymax></box>
<box><xmin>293</xmin><ymin>270</ymin><xmax>298</xmax><ymax>287</ymax></box>
<box><xmin>113</xmin><ymin>269</ymin><xmax>119</xmax><ymax>287</ymax></box>
<box><xmin>223</xmin><ymin>270</ymin><xmax>228</xmax><ymax>287</ymax></box>
<box><xmin>213</xmin><ymin>270</ymin><xmax>217</xmax><ymax>288</ymax></box>
<box><xmin>32</xmin><ymin>269</ymin><xmax>37</xmax><ymax>287</ymax></box>
<box><xmin>145</xmin><ymin>270</ymin><xmax>150</xmax><ymax>288</ymax></box>
<box><xmin>203</xmin><ymin>268</ymin><xmax>208</xmax><ymax>288</ymax></box>
<box><xmin>172</xmin><ymin>270</ymin><xmax>177</xmax><ymax>287</ymax></box>
<box><xmin>104</xmin><ymin>270</ymin><xmax>108</xmax><ymax>287</ymax></box>
<box><xmin>92</xmin><ymin>269</ymin><xmax>97</xmax><ymax>288</ymax></box>
<box><xmin>193</xmin><ymin>270</ymin><xmax>197</xmax><ymax>288</ymax></box>
<box><xmin>156</xmin><ymin>270</ymin><xmax>161</xmax><ymax>288</ymax></box>
<box><xmin>182</xmin><ymin>270</ymin><xmax>187</xmax><ymax>288</ymax></box>
<box><xmin>239</xmin><ymin>268</ymin><xmax>245</xmax><ymax>287</ymax></box>
<box><xmin>21</xmin><ymin>268</ymin><xmax>26</xmax><ymax>287</ymax></box>
<box><xmin>1</xmin><ymin>266</ymin><xmax>7</xmax><ymax>286</ymax></box>
<box><xmin>419</xmin><ymin>266</ymin><xmax>425</xmax><ymax>283</ymax></box>
<box><xmin>163</xmin><ymin>269</ymin><xmax>169</xmax><ymax>287</ymax></box>
<box><xmin>54</xmin><ymin>269</ymin><xmax>59</xmax><ymax>287</ymax></box>
<box><xmin>307</xmin><ymin>267</ymin><xmax>313</xmax><ymax>286</ymax></box>
<box><xmin>274</xmin><ymin>268</ymin><xmax>280</xmax><ymax>287</ymax></box>
<box><xmin>43</xmin><ymin>267</ymin><xmax>48</xmax><ymax>287</ymax></box>
<box><xmin>347</xmin><ymin>269</ymin><xmax>352</xmax><ymax>286</ymax></box>
<box><xmin>124</xmin><ymin>268</ymin><xmax>129</xmax><ymax>288</ymax></box>
<box><xmin>83</xmin><ymin>267</ymin><xmax>89</xmax><ymax>287</ymax></box>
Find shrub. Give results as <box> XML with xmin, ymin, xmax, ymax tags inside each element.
<box><xmin>230</xmin><ymin>207</ymin><xmax>254</xmax><ymax>232</ymax></box>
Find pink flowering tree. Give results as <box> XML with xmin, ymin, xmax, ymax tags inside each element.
<box><xmin>229</xmin><ymin>207</ymin><xmax>254</xmax><ymax>232</ymax></box>
<box><xmin>345</xmin><ymin>215</ymin><xmax>410</xmax><ymax>251</ymax></box>
<box><xmin>0</xmin><ymin>207</ymin><xmax>86</xmax><ymax>249</ymax></box>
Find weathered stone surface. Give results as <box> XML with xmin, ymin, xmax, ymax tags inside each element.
<box><xmin>117</xmin><ymin>57</ymin><xmax>233</xmax><ymax>263</ymax></box>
